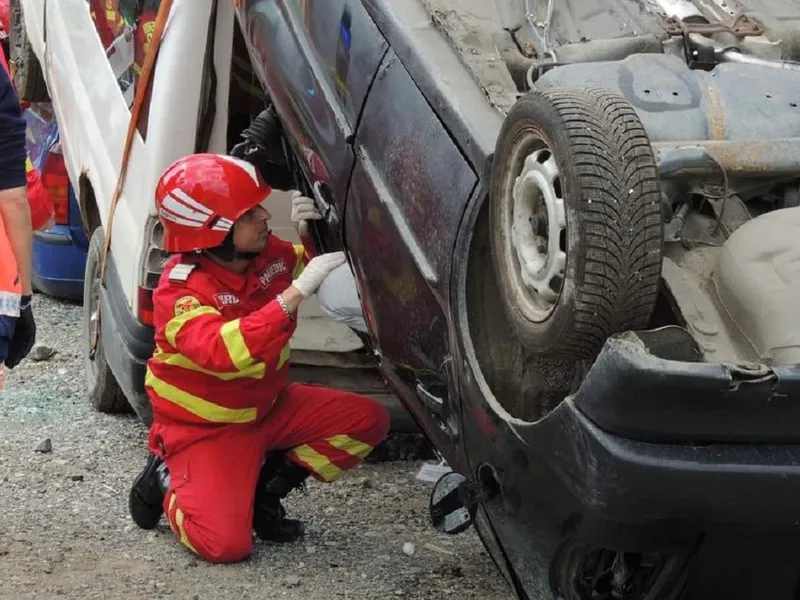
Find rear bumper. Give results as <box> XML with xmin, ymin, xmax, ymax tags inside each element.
<box><xmin>461</xmin><ymin>328</ymin><xmax>800</xmax><ymax>598</ymax></box>
<box><xmin>549</xmin><ymin>329</ymin><xmax>800</xmax><ymax>526</ymax></box>
<box><xmin>573</xmin><ymin>328</ymin><xmax>800</xmax><ymax>444</ymax></box>
<box><xmin>550</xmin><ymin>400</ymin><xmax>800</xmax><ymax>528</ymax></box>
<box><xmin>32</xmin><ymin>226</ymin><xmax>87</xmax><ymax>301</ymax></box>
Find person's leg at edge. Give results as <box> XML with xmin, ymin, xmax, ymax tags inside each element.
<box><xmin>252</xmin><ymin>383</ymin><xmax>390</xmax><ymax>542</ymax></box>
<box><xmin>131</xmin><ymin>422</ymin><xmax>265</xmax><ymax>564</ymax></box>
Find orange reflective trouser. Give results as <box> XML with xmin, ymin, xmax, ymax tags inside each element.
<box><xmin>148</xmin><ymin>383</ymin><xmax>390</xmax><ymax>563</ymax></box>
<box><xmin>0</xmin><ymin>213</ymin><xmax>21</xmax><ymax>363</ymax></box>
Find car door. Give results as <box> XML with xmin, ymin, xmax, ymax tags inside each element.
<box><xmin>234</xmin><ymin>0</ymin><xmax>387</xmax><ymax>251</ymax></box>
<box><xmin>344</xmin><ymin>50</ymin><xmax>478</xmax><ymax>448</ymax></box>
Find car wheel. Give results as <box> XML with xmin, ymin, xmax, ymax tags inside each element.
<box><xmin>490</xmin><ymin>86</ymin><xmax>663</xmax><ymax>359</ymax></box>
<box><xmin>549</xmin><ymin>536</ymin><xmax>691</xmax><ymax>600</ymax></box>
<box><xmin>83</xmin><ymin>228</ymin><xmax>131</xmax><ymax>414</ymax></box>
<box><xmin>9</xmin><ymin>0</ymin><xmax>50</xmax><ymax>103</ymax></box>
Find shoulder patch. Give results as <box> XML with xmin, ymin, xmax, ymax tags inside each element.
<box><xmin>173</xmin><ymin>295</ymin><xmax>202</xmax><ymax>317</ymax></box>
<box><xmin>168</xmin><ymin>263</ymin><xmax>197</xmax><ymax>283</ymax></box>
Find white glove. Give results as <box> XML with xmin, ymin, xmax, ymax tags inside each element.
<box><xmin>290</xmin><ymin>190</ymin><xmax>322</xmax><ymax>225</ymax></box>
<box><xmin>292</xmin><ymin>251</ymin><xmax>347</xmax><ymax>298</ymax></box>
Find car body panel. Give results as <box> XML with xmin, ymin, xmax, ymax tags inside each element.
<box><xmin>235</xmin><ymin>0</ymin><xmax>387</xmax><ymax>250</ymax></box>
<box><xmin>344</xmin><ymin>48</ymin><xmax>478</xmax><ymax>450</ymax></box>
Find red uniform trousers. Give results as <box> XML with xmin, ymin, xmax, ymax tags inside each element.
<box><xmin>148</xmin><ymin>382</ymin><xmax>389</xmax><ymax>563</ymax></box>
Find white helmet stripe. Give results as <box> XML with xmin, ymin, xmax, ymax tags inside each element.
<box><xmin>170</xmin><ymin>188</ymin><xmax>213</xmax><ymax>215</ymax></box>
<box><xmin>159</xmin><ymin>210</ymin><xmax>204</xmax><ymax>228</ymax></box>
<box><xmin>163</xmin><ymin>193</ymin><xmax>209</xmax><ymax>223</ymax></box>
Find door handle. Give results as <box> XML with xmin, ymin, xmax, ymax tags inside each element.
<box><xmin>416</xmin><ymin>381</ymin><xmax>446</xmax><ymax>416</ymax></box>
<box><xmin>312</xmin><ymin>181</ymin><xmax>340</xmax><ymax>228</ymax></box>
<box><xmin>312</xmin><ymin>180</ymin><xmax>331</xmax><ymax>213</ymax></box>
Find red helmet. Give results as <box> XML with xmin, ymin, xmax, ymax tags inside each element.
<box><xmin>155</xmin><ymin>153</ymin><xmax>272</xmax><ymax>253</ymax></box>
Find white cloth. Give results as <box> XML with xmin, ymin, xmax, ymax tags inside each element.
<box><xmin>316</xmin><ymin>262</ymin><xmax>368</xmax><ymax>334</ymax></box>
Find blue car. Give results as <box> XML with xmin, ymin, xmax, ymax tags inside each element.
<box><xmin>22</xmin><ymin>104</ymin><xmax>88</xmax><ymax>301</ymax></box>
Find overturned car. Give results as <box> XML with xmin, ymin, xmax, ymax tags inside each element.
<box><xmin>234</xmin><ymin>0</ymin><xmax>800</xmax><ymax>597</ymax></box>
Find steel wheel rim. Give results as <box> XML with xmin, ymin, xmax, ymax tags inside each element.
<box><xmin>510</xmin><ymin>144</ymin><xmax>567</xmax><ymax>322</ymax></box>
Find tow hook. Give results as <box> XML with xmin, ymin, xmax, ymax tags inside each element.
<box><xmin>726</xmin><ymin>362</ymin><xmax>776</xmax><ymax>390</ymax></box>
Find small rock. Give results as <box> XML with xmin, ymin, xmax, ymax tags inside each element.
<box><xmin>402</xmin><ymin>542</ymin><xmax>415</xmax><ymax>556</ymax></box>
<box><xmin>357</xmin><ymin>476</ymin><xmax>373</xmax><ymax>489</ymax></box>
<box><xmin>123</xmin><ymin>524</ymin><xmax>135</xmax><ymax>534</ymax></box>
<box><xmin>70</xmin><ymin>475</ymin><xmax>84</xmax><ymax>482</ymax></box>
<box><xmin>192</xmin><ymin>596</ymin><xmax>199</xmax><ymax>600</ymax></box>
<box><xmin>35</xmin><ymin>439</ymin><xmax>52</xmax><ymax>454</ymax></box>
<box><xmin>186</xmin><ymin>559</ymin><xmax>198</xmax><ymax>568</ymax></box>
<box><xmin>42</xmin><ymin>563</ymin><xmax>53</xmax><ymax>574</ymax></box>
<box><xmin>284</xmin><ymin>575</ymin><xmax>301</xmax><ymax>588</ymax></box>
<box><xmin>30</xmin><ymin>345</ymin><xmax>54</xmax><ymax>361</ymax></box>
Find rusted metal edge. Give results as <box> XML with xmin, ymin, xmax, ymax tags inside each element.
<box><xmin>654</xmin><ymin>139</ymin><xmax>800</xmax><ymax>178</ymax></box>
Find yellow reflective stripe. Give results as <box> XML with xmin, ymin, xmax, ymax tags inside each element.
<box><xmin>145</xmin><ymin>370</ymin><xmax>257</xmax><ymax>424</ymax></box>
<box><xmin>165</xmin><ymin>306</ymin><xmax>220</xmax><ymax>348</ymax></box>
<box><xmin>290</xmin><ymin>445</ymin><xmax>343</xmax><ymax>482</ymax></box>
<box><xmin>327</xmin><ymin>434</ymin><xmax>373</xmax><ymax>459</ymax></box>
<box><xmin>276</xmin><ymin>343</ymin><xmax>291</xmax><ymax>370</ymax></box>
<box><xmin>219</xmin><ymin>319</ymin><xmax>262</xmax><ymax>371</ymax></box>
<box><xmin>292</xmin><ymin>244</ymin><xmax>305</xmax><ymax>278</ymax></box>
<box><xmin>168</xmin><ymin>493</ymin><xmax>177</xmax><ymax>513</ymax></box>
<box><xmin>175</xmin><ymin>509</ymin><xmax>197</xmax><ymax>553</ymax></box>
<box><xmin>153</xmin><ymin>350</ymin><xmax>265</xmax><ymax>380</ymax></box>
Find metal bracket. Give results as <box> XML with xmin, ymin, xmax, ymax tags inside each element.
<box><xmin>660</xmin><ymin>13</ymin><xmax>764</xmax><ymax>37</ymax></box>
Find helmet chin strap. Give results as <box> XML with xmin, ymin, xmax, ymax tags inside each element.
<box><xmin>206</xmin><ymin>230</ymin><xmax>261</xmax><ymax>262</ymax></box>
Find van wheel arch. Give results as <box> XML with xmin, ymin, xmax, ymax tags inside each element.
<box><xmin>77</xmin><ymin>174</ymin><xmax>102</xmax><ymax>237</ymax></box>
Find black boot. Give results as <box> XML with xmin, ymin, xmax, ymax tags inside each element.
<box><xmin>253</xmin><ymin>452</ymin><xmax>310</xmax><ymax>543</ymax></box>
<box><xmin>129</xmin><ymin>453</ymin><xmax>170</xmax><ymax>530</ymax></box>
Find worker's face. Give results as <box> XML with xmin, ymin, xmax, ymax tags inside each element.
<box><xmin>233</xmin><ymin>204</ymin><xmax>272</xmax><ymax>253</ymax></box>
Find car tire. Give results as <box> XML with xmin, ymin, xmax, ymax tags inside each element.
<box><xmin>8</xmin><ymin>0</ymin><xmax>50</xmax><ymax>103</ymax></box>
<box><xmin>490</xmin><ymin>86</ymin><xmax>663</xmax><ymax>359</ymax></box>
<box><xmin>83</xmin><ymin>228</ymin><xmax>131</xmax><ymax>414</ymax></box>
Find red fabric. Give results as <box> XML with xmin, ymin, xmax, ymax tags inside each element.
<box><xmin>146</xmin><ymin>235</ymin><xmax>307</xmax><ymax>425</ymax></box>
<box><xmin>155</xmin><ymin>153</ymin><xmax>273</xmax><ymax>252</ymax></box>
<box><xmin>133</xmin><ymin>8</ymin><xmax>158</xmax><ymax>74</ymax></box>
<box><xmin>0</xmin><ymin>0</ymin><xmax>8</xmax><ymax>35</ymax></box>
<box><xmin>0</xmin><ymin>50</ymin><xmax>54</xmax><ymax>230</ymax></box>
<box><xmin>25</xmin><ymin>157</ymin><xmax>54</xmax><ymax>230</ymax></box>
<box><xmin>88</xmin><ymin>0</ymin><xmax>125</xmax><ymax>49</ymax></box>
<box><xmin>150</xmin><ymin>382</ymin><xmax>389</xmax><ymax>563</ymax></box>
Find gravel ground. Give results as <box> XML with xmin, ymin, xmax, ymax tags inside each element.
<box><xmin>0</xmin><ymin>294</ymin><xmax>514</xmax><ymax>600</ymax></box>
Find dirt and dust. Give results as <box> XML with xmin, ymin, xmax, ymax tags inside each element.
<box><xmin>0</xmin><ymin>295</ymin><xmax>515</xmax><ymax>600</ymax></box>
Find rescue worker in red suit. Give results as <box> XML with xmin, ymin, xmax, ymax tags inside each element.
<box><xmin>127</xmin><ymin>153</ymin><xmax>390</xmax><ymax>563</ymax></box>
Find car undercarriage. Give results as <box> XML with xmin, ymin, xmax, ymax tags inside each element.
<box><xmin>419</xmin><ymin>0</ymin><xmax>800</xmax><ymax>421</ymax></box>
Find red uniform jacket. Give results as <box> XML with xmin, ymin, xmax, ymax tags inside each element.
<box><xmin>145</xmin><ymin>236</ymin><xmax>306</xmax><ymax>426</ymax></box>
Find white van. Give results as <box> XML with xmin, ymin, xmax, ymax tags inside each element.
<box><xmin>11</xmin><ymin>0</ymin><xmax>406</xmax><ymax>428</ymax></box>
